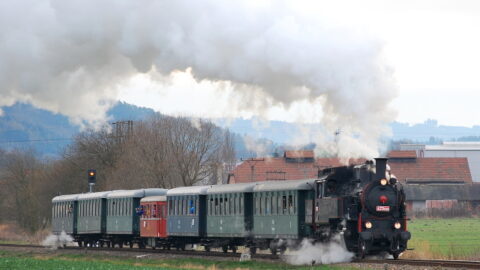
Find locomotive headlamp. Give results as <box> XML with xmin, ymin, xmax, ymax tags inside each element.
<box><xmin>394</xmin><ymin>222</ymin><xmax>402</xmax><ymax>229</ymax></box>
<box><xmin>380</xmin><ymin>178</ymin><xmax>388</xmax><ymax>186</ymax></box>
<box><xmin>365</xmin><ymin>221</ymin><xmax>373</xmax><ymax>229</ymax></box>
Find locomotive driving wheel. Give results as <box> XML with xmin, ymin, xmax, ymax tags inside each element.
<box><xmin>358</xmin><ymin>239</ymin><xmax>367</xmax><ymax>259</ymax></box>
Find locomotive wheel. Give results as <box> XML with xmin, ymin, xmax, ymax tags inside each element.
<box><xmin>222</xmin><ymin>246</ymin><xmax>228</xmax><ymax>253</ymax></box>
<box><xmin>249</xmin><ymin>247</ymin><xmax>257</xmax><ymax>255</ymax></box>
<box><xmin>205</xmin><ymin>246</ymin><xmax>211</xmax><ymax>252</ymax></box>
<box><xmin>231</xmin><ymin>246</ymin><xmax>237</xmax><ymax>254</ymax></box>
<box><xmin>78</xmin><ymin>241</ymin><xmax>83</xmax><ymax>247</ymax></box>
<box><xmin>107</xmin><ymin>242</ymin><xmax>111</xmax><ymax>248</ymax></box>
<box><xmin>129</xmin><ymin>242</ymin><xmax>134</xmax><ymax>248</ymax></box>
<box><xmin>393</xmin><ymin>252</ymin><xmax>400</xmax><ymax>260</ymax></box>
<box><xmin>269</xmin><ymin>247</ymin><xmax>277</xmax><ymax>255</ymax></box>
<box><xmin>99</xmin><ymin>241</ymin><xmax>104</xmax><ymax>248</ymax></box>
<box><xmin>358</xmin><ymin>240</ymin><xmax>366</xmax><ymax>259</ymax></box>
<box><xmin>119</xmin><ymin>242</ymin><xmax>123</xmax><ymax>248</ymax></box>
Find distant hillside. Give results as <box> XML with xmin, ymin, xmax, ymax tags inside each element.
<box><xmin>0</xmin><ymin>102</ymin><xmax>156</xmax><ymax>156</ymax></box>
<box><xmin>1</xmin><ymin>102</ymin><xmax>480</xmax><ymax>157</ymax></box>
<box><xmin>215</xmin><ymin>118</ymin><xmax>480</xmax><ymax>144</ymax></box>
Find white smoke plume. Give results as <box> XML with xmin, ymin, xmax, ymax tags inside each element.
<box><xmin>42</xmin><ymin>231</ymin><xmax>74</xmax><ymax>249</ymax></box>
<box><xmin>284</xmin><ymin>235</ymin><xmax>354</xmax><ymax>265</ymax></box>
<box><xmin>0</xmin><ymin>0</ymin><xmax>396</xmax><ymax>155</ymax></box>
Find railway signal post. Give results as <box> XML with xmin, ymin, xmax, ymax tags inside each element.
<box><xmin>88</xmin><ymin>169</ymin><xmax>96</xmax><ymax>193</ymax></box>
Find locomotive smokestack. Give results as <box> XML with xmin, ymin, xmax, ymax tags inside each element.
<box><xmin>375</xmin><ymin>158</ymin><xmax>388</xmax><ymax>180</ymax></box>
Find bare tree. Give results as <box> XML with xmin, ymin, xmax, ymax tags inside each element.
<box><xmin>166</xmin><ymin>117</ymin><xmax>224</xmax><ymax>186</ymax></box>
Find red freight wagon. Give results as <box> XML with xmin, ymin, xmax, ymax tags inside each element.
<box><xmin>140</xmin><ymin>195</ymin><xmax>168</xmax><ymax>249</ymax></box>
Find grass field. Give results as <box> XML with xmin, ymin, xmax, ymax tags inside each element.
<box><xmin>404</xmin><ymin>218</ymin><xmax>480</xmax><ymax>259</ymax></box>
<box><xmin>0</xmin><ymin>250</ymin><xmax>358</xmax><ymax>270</ymax></box>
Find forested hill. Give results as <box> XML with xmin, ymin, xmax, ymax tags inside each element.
<box><xmin>0</xmin><ymin>102</ymin><xmax>156</xmax><ymax>156</ymax></box>
<box><xmin>1</xmin><ymin>102</ymin><xmax>480</xmax><ymax>157</ymax></box>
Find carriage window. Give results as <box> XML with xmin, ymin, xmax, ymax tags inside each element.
<box><xmin>214</xmin><ymin>198</ymin><xmax>219</xmax><ymax>216</ymax></box>
<box><xmin>272</xmin><ymin>195</ymin><xmax>277</xmax><ymax>215</ymax></box>
<box><xmin>240</xmin><ymin>195</ymin><xmax>243</xmax><ymax>214</ymax></box>
<box><xmin>209</xmin><ymin>198</ymin><xmax>213</xmax><ymax>215</ymax></box>
<box><xmin>227</xmin><ymin>197</ymin><xmax>231</xmax><ymax>215</ymax></box>
<box><xmin>174</xmin><ymin>199</ymin><xmax>177</xmax><ymax>215</ymax></box>
<box><xmin>265</xmin><ymin>196</ymin><xmax>270</xmax><ymax>215</ymax></box>
<box><xmin>288</xmin><ymin>195</ymin><xmax>293</xmax><ymax>215</ymax></box>
<box><xmin>182</xmin><ymin>199</ymin><xmax>186</xmax><ymax>215</ymax></box>
<box><xmin>153</xmin><ymin>205</ymin><xmax>157</xmax><ymax>218</ymax></box>
<box><xmin>232</xmin><ymin>195</ymin><xmax>236</xmax><ymax>215</ymax></box>
<box><xmin>258</xmin><ymin>197</ymin><xmax>263</xmax><ymax>215</ymax></box>
<box><xmin>282</xmin><ymin>195</ymin><xmax>287</xmax><ymax>215</ymax></box>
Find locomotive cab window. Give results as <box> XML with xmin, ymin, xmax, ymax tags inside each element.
<box><xmin>316</xmin><ymin>182</ymin><xmax>323</xmax><ymax>198</ymax></box>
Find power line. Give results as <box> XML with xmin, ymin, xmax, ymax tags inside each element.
<box><xmin>0</xmin><ymin>138</ymin><xmax>73</xmax><ymax>144</ymax></box>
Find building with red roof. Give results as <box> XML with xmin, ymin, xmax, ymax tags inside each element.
<box><xmin>387</xmin><ymin>150</ymin><xmax>472</xmax><ymax>184</ymax></box>
<box><xmin>227</xmin><ymin>150</ymin><xmax>365</xmax><ymax>184</ymax></box>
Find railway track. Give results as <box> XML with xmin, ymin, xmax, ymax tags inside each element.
<box><xmin>361</xmin><ymin>258</ymin><xmax>480</xmax><ymax>269</ymax></box>
<box><xmin>0</xmin><ymin>243</ymin><xmax>278</xmax><ymax>260</ymax></box>
<box><xmin>1</xmin><ymin>243</ymin><xmax>480</xmax><ymax>268</ymax></box>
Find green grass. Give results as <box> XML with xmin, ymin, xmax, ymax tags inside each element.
<box><xmin>0</xmin><ymin>250</ymin><xmax>358</xmax><ymax>270</ymax></box>
<box><xmin>406</xmin><ymin>218</ymin><xmax>480</xmax><ymax>259</ymax></box>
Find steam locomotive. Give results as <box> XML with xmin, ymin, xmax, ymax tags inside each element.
<box><xmin>52</xmin><ymin>158</ymin><xmax>410</xmax><ymax>259</ymax></box>
<box><xmin>314</xmin><ymin>158</ymin><xmax>411</xmax><ymax>259</ymax></box>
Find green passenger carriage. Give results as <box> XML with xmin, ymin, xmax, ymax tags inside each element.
<box><xmin>52</xmin><ymin>194</ymin><xmax>79</xmax><ymax>235</ymax></box>
<box><xmin>205</xmin><ymin>183</ymin><xmax>256</xmax><ymax>252</ymax></box>
<box><xmin>251</xmin><ymin>179</ymin><xmax>316</xmax><ymax>254</ymax></box>
<box><xmin>106</xmin><ymin>189</ymin><xmax>167</xmax><ymax>248</ymax></box>
<box><xmin>76</xmin><ymin>191</ymin><xmax>110</xmax><ymax>246</ymax></box>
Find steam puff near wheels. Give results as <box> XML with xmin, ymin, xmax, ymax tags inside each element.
<box><xmin>42</xmin><ymin>231</ymin><xmax>74</xmax><ymax>249</ymax></box>
<box><xmin>284</xmin><ymin>235</ymin><xmax>354</xmax><ymax>265</ymax></box>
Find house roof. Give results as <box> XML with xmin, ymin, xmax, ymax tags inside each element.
<box><xmin>388</xmin><ymin>150</ymin><xmax>417</xmax><ymax>159</ymax></box>
<box><xmin>284</xmin><ymin>150</ymin><xmax>314</xmax><ymax>159</ymax></box>
<box><xmin>389</xmin><ymin>157</ymin><xmax>472</xmax><ymax>184</ymax></box>
<box><xmin>229</xmin><ymin>155</ymin><xmax>365</xmax><ymax>184</ymax></box>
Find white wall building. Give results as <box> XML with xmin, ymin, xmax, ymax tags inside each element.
<box><xmin>401</xmin><ymin>142</ymin><xmax>480</xmax><ymax>182</ymax></box>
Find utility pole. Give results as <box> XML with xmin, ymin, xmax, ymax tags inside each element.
<box><xmin>112</xmin><ymin>120</ymin><xmax>133</xmax><ymax>144</ymax></box>
<box><xmin>334</xmin><ymin>128</ymin><xmax>341</xmax><ymax>157</ymax></box>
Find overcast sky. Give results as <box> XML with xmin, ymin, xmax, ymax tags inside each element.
<box><xmin>118</xmin><ymin>0</ymin><xmax>480</xmax><ymax>127</ymax></box>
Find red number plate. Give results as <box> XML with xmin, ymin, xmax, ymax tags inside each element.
<box><xmin>376</xmin><ymin>206</ymin><xmax>390</xmax><ymax>212</ymax></box>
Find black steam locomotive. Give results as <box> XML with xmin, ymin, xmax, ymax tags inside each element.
<box><xmin>310</xmin><ymin>158</ymin><xmax>411</xmax><ymax>259</ymax></box>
